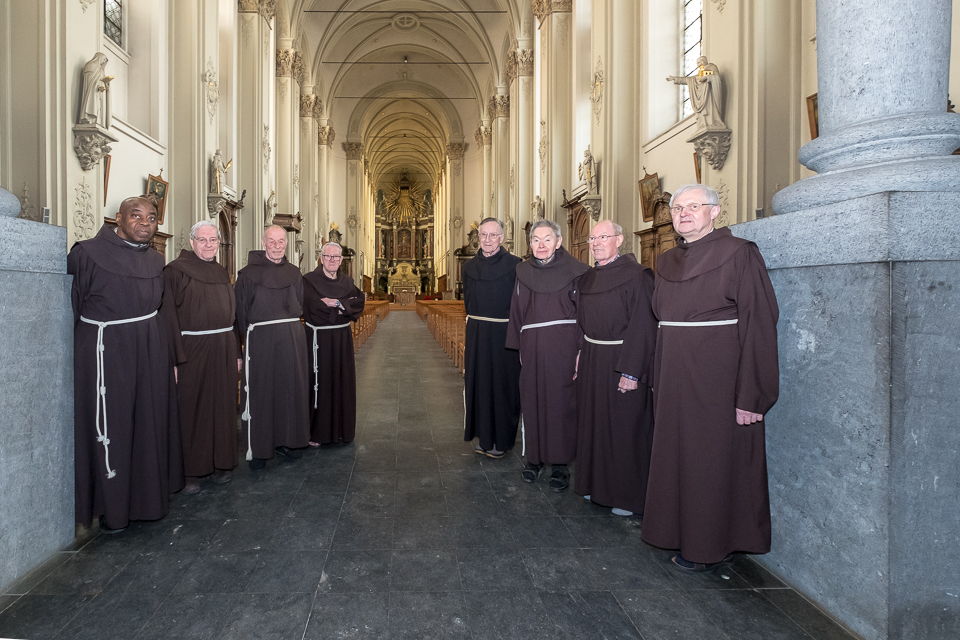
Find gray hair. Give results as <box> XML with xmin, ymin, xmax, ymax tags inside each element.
<box><xmin>670</xmin><ymin>184</ymin><xmax>719</xmax><ymax>207</ymax></box>
<box><xmin>320</xmin><ymin>242</ymin><xmax>342</xmax><ymax>256</ymax></box>
<box><xmin>529</xmin><ymin>219</ymin><xmax>561</xmax><ymax>242</ymax></box>
<box><xmin>478</xmin><ymin>217</ymin><xmax>504</xmax><ymax>233</ymax></box>
<box><xmin>189</xmin><ymin>219</ymin><xmax>220</xmax><ymax>240</ymax></box>
<box><xmin>261</xmin><ymin>224</ymin><xmax>286</xmax><ymax>243</ymax></box>
<box><xmin>595</xmin><ymin>220</ymin><xmax>623</xmax><ymax>236</ymax></box>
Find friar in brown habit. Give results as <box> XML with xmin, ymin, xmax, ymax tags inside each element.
<box><xmin>69</xmin><ymin>196</ymin><xmax>183</xmax><ymax>532</ymax></box>
<box><xmin>463</xmin><ymin>218</ymin><xmax>522</xmax><ymax>457</ymax></box>
<box><xmin>303</xmin><ymin>242</ymin><xmax>365</xmax><ymax>446</ymax></box>
<box><xmin>505</xmin><ymin>220</ymin><xmax>588</xmax><ymax>491</ymax></box>
<box><xmin>642</xmin><ymin>184</ymin><xmax>779</xmax><ymax>572</ymax></box>
<box><xmin>235</xmin><ymin>225</ymin><xmax>310</xmax><ymax>470</ymax></box>
<box><xmin>574</xmin><ymin>219</ymin><xmax>658</xmax><ymax>517</ymax></box>
<box><xmin>160</xmin><ymin>220</ymin><xmax>240</xmax><ymax>494</ymax></box>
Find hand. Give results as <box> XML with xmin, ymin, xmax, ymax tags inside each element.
<box><xmin>237</xmin><ymin>358</ymin><xmax>242</xmax><ymax>372</ymax></box>
<box><xmin>617</xmin><ymin>375</ymin><xmax>638</xmax><ymax>393</ymax></box>
<box><xmin>573</xmin><ymin>351</ymin><xmax>580</xmax><ymax>381</ymax></box>
<box><xmin>736</xmin><ymin>408</ymin><xmax>764</xmax><ymax>425</ymax></box>
<box><xmin>321</xmin><ymin>297</ymin><xmax>339</xmax><ymax>308</ymax></box>
<box><xmin>174</xmin><ymin>366</ymin><xmax>178</xmax><ymax>384</ymax></box>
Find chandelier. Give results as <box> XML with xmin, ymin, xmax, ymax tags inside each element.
<box><xmin>385</xmin><ymin>173</ymin><xmax>424</xmax><ymax>226</ymax></box>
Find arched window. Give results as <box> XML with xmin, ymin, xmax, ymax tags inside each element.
<box><xmin>681</xmin><ymin>0</ymin><xmax>703</xmax><ymax>119</ymax></box>
<box><xmin>104</xmin><ymin>0</ymin><xmax>123</xmax><ymax>47</ymax></box>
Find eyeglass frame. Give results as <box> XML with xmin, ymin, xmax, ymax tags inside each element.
<box><xmin>587</xmin><ymin>233</ymin><xmax>622</xmax><ymax>243</ymax></box>
<box><xmin>670</xmin><ymin>202</ymin><xmax>719</xmax><ymax>215</ymax></box>
<box><xmin>321</xmin><ymin>254</ymin><xmax>344</xmax><ymax>261</ymax></box>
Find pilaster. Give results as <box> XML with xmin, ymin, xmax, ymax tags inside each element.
<box><xmin>536</xmin><ymin>0</ymin><xmax>573</xmax><ymax>226</ymax></box>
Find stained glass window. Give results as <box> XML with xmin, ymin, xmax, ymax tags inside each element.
<box><xmin>104</xmin><ymin>0</ymin><xmax>122</xmax><ymax>47</ymax></box>
<box><xmin>682</xmin><ymin>0</ymin><xmax>703</xmax><ymax>119</ymax></box>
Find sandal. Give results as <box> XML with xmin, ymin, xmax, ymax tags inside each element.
<box><xmin>521</xmin><ymin>462</ymin><xmax>543</xmax><ymax>483</ymax></box>
<box><xmin>548</xmin><ymin>466</ymin><xmax>570</xmax><ymax>492</ymax></box>
<box><xmin>670</xmin><ymin>553</ymin><xmax>734</xmax><ymax>573</ymax></box>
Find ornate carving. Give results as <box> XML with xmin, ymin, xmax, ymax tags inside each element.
<box><xmin>299</xmin><ymin>94</ymin><xmax>315</xmax><ymax>117</ymax></box>
<box><xmin>313</xmin><ymin>98</ymin><xmax>324</xmax><ymax>119</ymax></box>
<box><xmin>293</xmin><ymin>164</ymin><xmax>300</xmax><ymax>200</ymax></box>
<box><xmin>238</xmin><ymin>0</ymin><xmax>259</xmax><ymax>13</ymax></box>
<box><xmin>453</xmin><ymin>161</ymin><xmax>461</xmax><ymax>177</ymax></box>
<box><xmin>689</xmin><ymin>129</ymin><xmax>732</xmax><ymax>171</ymax></box>
<box><xmin>347</xmin><ymin>206</ymin><xmax>358</xmax><ymax>229</ymax></box>
<box><xmin>73</xmin><ymin>177</ymin><xmax>95</xmax><ymax>241</ymax></box>
<box><xmin>490</xmin><ymin>95</ymin><xmax>509</xmax><ymax>118</ymax></box>
<box><xmin>522</xmin><ymin>17</ymin><xmax>533</xmax><ymax>36</ymax></box>
<box><xmin>342</xmin><ymin>142</ymin><xmax>364</xmax><ymax>160</ymax></box>
<box><xmin>204</xmin><ymin>58</ymin><xmax>219</xmax><ymax>124</ymax></box>
<box><xmin>590</xmin><ymin>56</ymin><xmax>604</xmax><ymax>124</ymax></box>
<box><xmin>510</xmin><ymin>166</ymin><xmax>515</xmax><ymax>192</ymax></box>
<box><xmin>207</xmin><ymin>193</ymin><xmax>227</xmax><ymax>218</ymax></box>
<box><xmin>446</xmin><ymin>143</ymin><xmax>466</xmax><ymax>160</ymax></box>
<box><xmin>581</xmin><ymin>194</ymin><xmax>602</xmax><ymax>221</ymax></box>
<box><xmin>73</xmin><ymin>125</ymin><xmax>117</xmax><ymax>171</ymax></box>
<box><xmin>18</xmin><ymin>182</ymin><xmax>38</xmax><ymax>222</ymax></box>
<box><xmin>487</xmin><ymin>97</ymin><xmax>496</xmax><ymax>120</ymax></box>
<box><xmin>241</xmin><ymin>14</ymin><xmax>254</xmax><ymax>45</ymax></box>
<box><xmin>349</xmin><ymin>162</ymin><xmax>357</xmax><ymax>177</ymax></box>
<box><xmin>292</xmin><ymin>50</ymin><xmax>305</xmax><ymax>85</ymax></box>
<box><xmin>278</xmin><ymin>77</ymin><xmax>288</xmax><ymax>100</ymax></box>
<box><xmin>276</xmin><ymin>48</ymin><xmax>293</xmax><ymax>77</ymax></box>
<box><xmin>557</xmin><ymin>15</ymin><xmax>570</xmax><ymax>47</ymax></box>
<box><xmin>539</xmin><ymin>120</ymin><xmax>548</xmax><ymax>173</ymax></box>
<box><xmin>711</xmin><ymin>0</ymin><xmax>727</xmax><ymax>13</ymax></box>
<box><xmin>259</xmin><ymin>0</ymin><xmax>276</xmax><ymax>21</ymax></box>
<box><xmin>715</xmin><ymin>179</ymin><xmax>731</xmax><ymax>227</ymax></box>
<box><xmin>533</xmin><ymin>0</ymin><xmax>571</xmax><ymax>24</ymax></box>
<box><xmin>522</xmin><ymin>77</ymin><xmax>532</xmax><ymax>98</ymax></box>
<box><xmin>262</xmin><ymin>124</ymin><xmax>271</xmax><ymax>174</ymax></box>
<box><xmin>453</xmin><ymin>210</ymin><xmax>463</xmax><ymax>230</ymax></box>
<box><xmin>80</xmin><ymin>0</ymin><xmax>95</xmax><ymax>11</ymax></box>
<box><xmin>318</xmin><ymin>126</ymin><xmax>335</xmax><ymax>146</ymax></box>
<box><xmin>505</xmin><ymin>54</ymin><xmax>517</xmax><ymax>84</ymax></box>
<box><xmin>516</xmin><ymin>49</ymin><xmax>534</xmax><ymax>76</ymax></box>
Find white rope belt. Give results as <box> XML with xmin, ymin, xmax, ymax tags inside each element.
<box><xmin>520</xmin><ymin>319</ymin><xmax>577</xmax><ymax>332</ymax></box>
<box><xmin>466</xmin><ymin>315</ymin><xmax>509</xmax><ymax>323</ymax></box>
<box><xmin>242</xmin><ymin>317</ymin><xmax>301</xmax><ymax>461</ymax></box>
<box><xmin>80</xmin><ymin>309</ymin><xmax>159</xmax><ymax>479</ymax></box>
<box><xmin>305</xmin><ymin>321</ymin><xmax>351</xmax><ymax>408</ymax></box>
<box><xmin>584</xmin><ymin>335</ymin><xmax>623</xmax><ymax>345</ymax></box>
<box><xmin>658</xmin><ymin>319</ymin><xmax>738</xmax><ymax>328</ymax></box>
<box><xmin>181</xmin><ymin>326</ymin><xmax>233</xmax><ymax>336</ymax></box>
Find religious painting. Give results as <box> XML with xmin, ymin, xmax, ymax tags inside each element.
<box><xmin>103</xmin><ymin>154</ymin><xmax>112</xmax><ymax>206</ymax></box>
<box><xmin>146</xmin><ymin>172</ymin><xmax>169</xmax><ymax>224</ymax></box>
<box><xmin>398</xmin><ymin>229</ymin><xmax>412</xmax><ymax>259</ymax></box>
<box><xmin>639</xmin><ymin>170</ymin><xmax>660</xmax><ymax>223</ymax></box>
<box><xmin>806</xmin><ymin>93</ymin><xmax>819</xmax><ymax>140</ymax></box>
<box><xmin>693</xmin><ymin>152</ymin><xmax>702</xmax><ymax>184</ymax></box>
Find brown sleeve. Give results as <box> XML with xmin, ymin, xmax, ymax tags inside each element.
<box><xmin>615</xmin><ymin>268</ymin><xmax>658</xmax><ymax>386</ymax></box>
<box><xmin>504</xmin><ymin>279</ymin><xmax>522</xmax><ymax>351</ymax></box>
<box><xmin>159</xmin><ymin>268</ymin><xmax>187</xmax><ymax>365</ymax></box>
<box><xmin>734</xmin><ymin>244</ymin><xmax>780</xmax><ymax>415</ymax></box>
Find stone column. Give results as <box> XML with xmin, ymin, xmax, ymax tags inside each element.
<box><xmin>317</xmin><ymin>122</ymin><xmax>334</xmax><ymax>242</ymax></box>
<box><xmin>299</xmin><ymin>90</ymin><xmax>319</xmax><ymax>269</ymax></box>
<box><xmin>274</xmin><ymin>42</ymin><xmax>296</xmax><ymax>260</ymax></box>
<box><xmin>535</xmin><ymin>0</ymin><xmax>573</xmax><ymax>224</ymax></box>
<box><xmin>735</xmin><ymin>2</ymin><xmax>960</xmax><ymax>639</ymax></box>
<box><xmin>509</xmin><ymin>48</ymin><xmax>535</xmax><ymax>251</ymax></box>
<box><xmin>490</xmin><ymin>95</ymin><xmax>510</xmax><ymax>245</ymax></box>
<box><xmin>475</xmin><ymin>123</ymin><xmax>492</xmax><ymax>219</ymax></box>
<box><xmin>446</xmin><ymin>145</ymin><xmax>465</xmax><ymax>278</ymax></box>
<box><xmin>342</xmin><ymin>142</ymin><xmax>363</xmax><ymax>259</ymax></box>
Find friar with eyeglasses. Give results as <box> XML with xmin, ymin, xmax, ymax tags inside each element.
<box><xmin>642</xmin><ymin>184</ymin><xmax>779</xmax><ymax>573</ymax></box>
<box><xmin>573</xmin><ymin>219</ymin><xmax>658</xmax><ymax>518</ymax></box>
<box><xmin>302</xmin><ymin>242</ymin><xmax>365</xmax><ymax>446</ymax></box>
<box><xmin>463</xmin><ymin>217</ymin><xmax>522</xmax><ymax>458</ymax></box>
<box><xmin>160</xmin><ymin>220</ymin><xmax>241</xmax><ymax>494</ymax></box>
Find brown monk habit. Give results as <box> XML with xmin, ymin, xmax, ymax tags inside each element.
<box><xmin>161</xmin><ymin>249</ymin><xmax>240</xmax><ymax>477</ymax></box>
<box><xmin>462</xmin><ymin>246</ymin><xmax>523</xmax><ymax>452</ymax></box>
<box><xmin>643</xmin><ymin>226</ymin><xmax>779</xmax><ymax>564</ymax></box>
<box><xmin>574</xmin><ymin>253</ymin><xmax>657</xmax><ymax>515</ymax></box>
<box><xmin>302</xmin><ymin>267</ymin><xmax>364</xmax><ymax>444</ymax></box>
<box><xmin>68</xmin><ymin>224</ymin><xmax>183</xmax><ymax>529</ymax></box>
<box><xmin>235</xmin><ymin>251</ymin><xmax>310</xmax><ymax>459</ymax></box>
<box><xmin>505</xmin><ymin>246</ymin><xmax>588</xmax><ymax>465</ymax></box>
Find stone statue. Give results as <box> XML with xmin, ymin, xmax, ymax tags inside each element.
<box><xmin>531</xmin><ymin>195</ymin><xmax>545</xmax><ymax>220</ymax></box>
<box><xmin>212</xmin><ymin>149</ymin><xmax>232</xmax><ymax>194</ymax></box>
<box><xmin>79</xmin><ymin>53</ymin><xmax>112</xmax><ymax>127</ymax></box>
<box><xmin>466</xmin><ymin>222</ymin><xmax>480</xmax><ymax>253</ymax></box>
<box><xmin>265</xmin><ymin>190</ymin><xmax>277</xmax><ymax>223</ymax></box>
<box><xmin>329</xmin><ymin>222</ymin><xmax>342</xmax><ymax>245</ymax></box>
<box><xmin>579</xmin><ymin>146</ymin><xmax>597</xmax><ymax>193</ymax></box>
<box><xmin>667</xmin><ymin>56</ymin><xmax>726</xmax><ymax>131</ymax></box>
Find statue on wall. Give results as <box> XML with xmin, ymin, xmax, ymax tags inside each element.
<box><xmin>78</xmin><ymin>53</ymin><xmax>113</xmax><ymax>127</ymax></box>
<box><xmin>265</xmin><ymin>190</ymin><xmax>277</xmax><ymax>223</ymax></box>
<box><xmin>212</xmin><ymin>149</ymin><xmax>232</xmax><ymax>195</ymax></box>
<box><xmin>667</xmin><ymin>56</ymin><xmax>726</xmax><ymax>131</ymax></box>
<box><xmin>578</xmin><ymin>146</ymin><xmax>597</xmax><ymax>194</ymax></box>
<box><xmin>329</xmin><ymin>222</ymin><xmax>342</xmax><ymax>245</ymax></box>
<box><xmin>531</xmin><ymin>195</ymin><xmax>545</xmax><ymax>220</ymax></box>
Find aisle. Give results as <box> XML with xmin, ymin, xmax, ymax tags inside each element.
<box><xmin>0</xmin><ymin>312</ymin><xmax>853</xmax><ymax>639</ymax></box>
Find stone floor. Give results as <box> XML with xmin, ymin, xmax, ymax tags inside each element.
<box><xmin>0</xmin><ymin>311</ymin><xmax>857</xmax><ymax>640</ymax></box>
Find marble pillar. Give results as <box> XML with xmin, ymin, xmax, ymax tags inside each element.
<box><xmin>511</xmin><ymin>49</ymin><xmax>535</xmax><ymax>247</ymax></box>
<box><xmin>476</xmin><ymin>123</ymin><xmax>492</xmax><ymax>220</ymax></box>
<box><xmin>536</xmin><ymin>1</ymin><xmax>573</xmax><ymax>224</ymax></box>
<box><xmin>300</xmin><ymin>90</ymin><xmax>318</xmax><ymax>269</ymax></box>
<box><xmin>735</xmin><ymin>1</ymin><xmax>960</xmax><ymax>638</ymax></box>
<box><xmin>342</xmin><ymin>142</ymin><xmax>363</xmax><ymax>262</ymax></box>
<box><xmin>490</xmin><ymin>95</ymin><xmax>511</xmax><ymax>246</ymax></box>
<box><xmin>317</xmin><ymin>123</ymin><xmax>334</xmax><ymax>242</ymax></box>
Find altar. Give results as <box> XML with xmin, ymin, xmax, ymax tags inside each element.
<box><xmin>388</xmin><ymin>262</ymin><xmax>420</xmax><ymax>305</ymax></box>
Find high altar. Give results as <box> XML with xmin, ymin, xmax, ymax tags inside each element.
<box><xmin>388</xmin><ymin>262</ymin><xmax>420</xmax><ymax>305</ymax></box>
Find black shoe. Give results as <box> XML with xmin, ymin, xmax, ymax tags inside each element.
<box><xmin>521</xmin><ymin>462</ymin><xmax>543</xmax><ymax>483</ymax></box>
<box><xmin>248</xmin><ymin>458</ymin><xmax>266</xmax><ymax>471</ymax></box>
<box><xmin>548</xmin><ymin>465</ymin><xmax>570</xmax><ymax>492</ymax></box>
<box><xmin>275</xmin><ymin>446</ymin><xmax>303</xmax><ymax>460</ymax></box>
<box><xmin>99</xmin><ymin>516</ymin><xmax>127</xmax><ymax>534</ymax></box>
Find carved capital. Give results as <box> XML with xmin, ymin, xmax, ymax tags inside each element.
<box><xmin>259</xmin><ymin>0</ymin><xmax>276</xmax><ymax>21</ymax></box>
<box><xmin>581</xmin><ymin>194</ymin><xmax>602</xmax><ymax>222</ymax></box>
<box><xmin>516</xmin><ymin>49</ymin><xmax>534</xmax><ymax>76</ymax></box>
<box><xmin>276</xmin><ymin>48</ymin><xmax>293</xmax><ymax>77</ymax></box>
<box><xmin>292</xmin><ymin>50</ymin><xmax>305</xmax><ymax>85</ymax></box>
<box><xmin>532</xmin><ymin>0</ymin><xmax>571</xmax><ymax>24</ymax></box>
<box><xmin>446</xmin><ymin>142</ymin><xmax>467</xmax><ymax>160</ymax></box>
<box><xmin>474</xmin><ymin>126</ymin><xmax>492</xmax><ymax>147</ymax></box>
<box><xmin>688</xmin><ymin>128</ymin><xmax>732</xmax><ymax>171</ymax></box>
<box><xmin>313</xmin><ymin>98</ymin><xmax>324</xmax><ymax>119</ymax></box>
<box><xmin>318</xmin><ymin>125</ymin><xmax>335</xmax><ymax>146</ymax></box>
<box><xmin>494</xmin><ymin>95</ymin><xmax>510</xmax><ymax>118</ymax></box>
<box><xmin>299</xmin><ymin>94</ymin><xmax>316</xmax><ymax>117</ymax></box>
<box><xmin>342</xmin><ymin>142</ymin><xmax>364</xmax><ymax>160</ymax></box>
<box><xmin>505</xmin><ymin>54</ymin><xmax>517</xmax><ymax>84</ymax></box>
<box><xmin>207</xmin><ymin>193</ymin><xmax>228</xmax><ymax>218</ymax></box>
<box><xmin>238</xmin><ymin>0</ymin><xmax>259</xmax><ymax>13</ymax></box>
<box><xmin>72</xmin><ymin>124</ymin><xmax>118</xmax><ymax>171</ymax></box>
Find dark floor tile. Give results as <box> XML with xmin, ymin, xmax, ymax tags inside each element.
<box><xmin>462</xmin><ymin>589</ymin><xmax>557</xmax><ymax>640</ymax></box>
<box><xmin>353</xmin><ymin>455</ymin><xmax>397</xmax><ymax>472</ymax></box>
<box><xmin>616</xmin><ymin>589</ymin><xmax>729</xmax><ymax>640</ymax></box>
<box><xmin>561</xmin><ymin>515</ymin><xmax>646</xmax><ymax>548</ymax></box>
<box><xmin>520</xmin><ymin>548</ymin><xmax>607</xmax><ymax>590</ymax></box>
<box><xmin>495</xmin><ymin>486</ymin><xmax>558</xmax><ymax>516</ymax></box>
<box><xmin>479</xmin><ymin>451</ymin><xmax>524</xmax><ymax>471</ymax></box>
<box><xmin>341</xmin><ymin>490</ymin><xmax>397</xmax><ymax>517</ymax></box>
<box><xmin>318</xmin><ymin>548</ymin><xmax>392</xmax><ymax>594</ymax></box>
<box><xmin>545</xmin><ymin>487</ymin><xmax>612</xmax><ymax>516</ymax></box>
<box><xmin>388</xmin><ymin>591</ymin><xmax>470</xmax><ymax>640</ymax></box>
<box><xmin>396</xmin><ymin>427</ymin><xmax>435</xmax><ymax>444</ymax></box>
<box><xmin>396</xmin><ymin>470</ymin><xmax>443</xmax><ymax>491</ymax></box>
<box><xmin>77</xmin><ymin>520</ymin><xmax>158</xmax><ymax>555</ymax></box>
<box><xmin>305</xmin><ymin>593</ymin><xmax>388</xmax><ymax>639</ymax></box>
<box><xmin>394</xmin><ymin>517</ymin><xmax>452</xmax><ymax>549</ymax></box>
<box><xmin>300</xmin><ymin>471</ymin><xmax>351</xmax><ymax>493</ymax></box>
<box><xmin>440</xmin><ymin>469</ymin><xmax>491</xmax><ymax>492</ymax></box>
<box><xmin>356</xmin><ymin>441</ymin><xmax>399</xmax><ymax>457</ymax></box>
<box><xmin>136</xmin><ymin>593</ymin><xmax>239</xmax><ymax>640</ymax></box>
<box><xmin>176</xmin><ymin>552</ymin><xmax>260</xmax><ymax>594</ymax></box>
<box><xmin>431</xmin><ymin>429</ymin><xmax>469</xmax><ymax>443</ymax></box>
<box><xmin>663</xmin><ymin>555</ymin><xmax>754</xmax><ymax>590</ymax></box>
<box><xmin>394</xmin><ymin>490</ymin><xmax>449</xmax><ymax>517</ymax></box>
<box><xmin>761</xmin><ymin>589</ymin><xmax>859</xmax><ymax>640</ymax></box>
<box><xmin>400</xmin><ymin>453</ymin><xmax>443</xmax><ymax>471</ymax></box>
<box><xmin>54</xmin><ymin>593</ymin><xmax>161</xmax><ymax>640</ymax></box>
<box><xmin>583</xmin><ymin>547</ymin><xmax>681</xmax><ymax>590</ymax></box>
<box><xmin>504</xmin><ymin>515</ymin><xmax>580</xmax><ymax>549</ymax></box>
<box><xmin>270</xmin><ymin>516</ymin><xmax>338</xmax><ymax>550</ymax></box>
<box><xmin>139</xmin><ymin>518</ymin><xmax>224</xmax><ymax>554</ymax></box>
<box><xmin>1</xmin><ymin>552</ymin><xmax>72</xmax><ymax>595</ymax></box>
<box><xmin>286</xmin><ymin>490</ymin><xmax>345</xmax><ymax>519</ymax></box>
<box><xmin>30</xmin><ymin>552</ymin><xmax>131</xmax><ymax>596</ymax></box>
<box><xmin>0</xmin><ymin>595</ymin><xmax>17</xmax><ymax>614</ymax></box>
<box><xmin>101</xmin><ymin>550</ymin><xmax>195</xmax><ymax>596</ymax></box>
<box><xmin>444</xmin><ymin>491</ymin><xmax>503</xmax><ymax>517</ymax></box>
<box><xmin>218</xmin><ymin>592</ymin><xmax>313</xmax><ymax>640</ymax></box>
<box><xmin>457</xmin><ymin>548</ymin><xmax>535</xmax><ymax>591</ymax></box>
<box><xmin>390</xmin><ymin>550</ymin><xmax>461</xmax><ymax>591</ymax></box>
<box><xmin>0</xmin><ymin>594</ymin><xmax>89</xmax><ymax>639</ymax></box>
<box><xmin>449</xmin><ymin>516</ymin><xmax>516</xmax><ymax>549</ymax></box>
<box><xmin>437</xmin><ymin>452</ymin><xmax>485</xmax><ymax>471</ymax></box>
<box><xmin>203</xmin><ymin>518</ymin><xmax>276</xmax><ymax>553</ymax></box>
<box><xmin>349</xmin><ymin>471</ymin><xmax>398</xmax><ymax>494</ymax></box>
<box><xmin>246</xmin><ymin>550</ymin><xmax>326</xmax><ymax>593</ymax></box>
<box><xmin>730</xmin><ymin>555</ymin><xmax>789</xmax><ymax>589</ymax></box>
<box><xmin>539</xmin><ymin>590</ymin><xmax>643</xmax><ymax>640</ymax></box>
<box><xmin>695</xmin><ymin>589</ymin><xmax>813</xmax><ymax>640</ymax></box>
<box><xmin>331</xmin><ymin>516</ymin><xmax>394</xmax><ymax>549</ymax></box>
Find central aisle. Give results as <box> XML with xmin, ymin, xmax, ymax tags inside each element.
<box><xmin>0</xmin><ymin>312</ymin><xmax>853</xmax><ymax>640</ymax></box>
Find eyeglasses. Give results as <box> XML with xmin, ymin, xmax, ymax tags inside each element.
<box><xmin>321</xmin><ymin>255</ymin><xmax>343</xmax><ymax>261</ymax></box>
<box><xmin>671</xmin><ymin>202</ymin><xmax>717</xmax><ymax>215</ymax></box>
<box><xmin>194</xmin><ymin>238</ymin><xmax>220</xmax><ymax>245</ymax></box>
<box><xmin>478</xmin><ymin>233</ymin><xmax>502</xmax><ymax>240</ymax></box>
<box><xmin>587</xmin><ymin>234</ymin><xmax>621</xmax><ymax>243</ymax></box>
